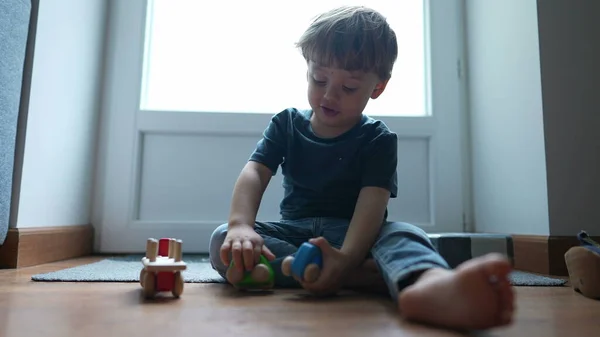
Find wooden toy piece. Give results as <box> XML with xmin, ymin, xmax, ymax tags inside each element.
<box><xmin>565</xmin><ymin>246</ymin><xmax>600</xmax><ymax>299</ymax></box>
<box><xmin>140</xmin><ymin>238</ymin><xmax>186</xmax><ymax>299</ymax></box>
<box><xmin>228</xmin><ymin>255</ymin><xmax>275</xmax><ymax>290</ymax></box>
<box><xmin>565</xmin><ymin>231</ymin><xmax>600</xmax><ymax>299</ymax></box>
<box><xmin>281</xmin><ymin>242</ymin><xmax>322</xmax><ymax>283</ymax></box>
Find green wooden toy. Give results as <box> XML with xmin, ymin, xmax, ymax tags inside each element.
<box><xmin>228</xmin><ymin>255</ymin><xmax>275</xmax><ymax>290</ymax></box>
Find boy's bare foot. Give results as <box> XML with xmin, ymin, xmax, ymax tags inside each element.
<box><xmin>398</xmin><ymin>253</ymin><xmax>515</xmax><ymax>330</ymax></box>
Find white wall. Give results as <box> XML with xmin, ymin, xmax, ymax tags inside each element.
<box><xmin>465</xmin><ymin>0</ymin><xmax>550</xmax><ymax>235</ymax></box>
<box><xmin>12</xmin><ymin>0</ymin><xmax>107</xmax><ymax>228</ymax></box>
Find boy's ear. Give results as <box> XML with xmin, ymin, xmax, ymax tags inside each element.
<box><xmin>370</xmin><ymin>80</ymin><xmax>389</xmax><ymax>99</ymax></box>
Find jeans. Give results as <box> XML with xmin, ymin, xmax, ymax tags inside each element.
<box><xmin>208</xmin><ymin>217</ymin><xmax>449</xmax><ymax>300</ymax></box>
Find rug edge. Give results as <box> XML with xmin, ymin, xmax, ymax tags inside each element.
<box><xmin>29</xmin><ymin>258</ymin><xmax>566</xmax><ymax>287</ymax></box>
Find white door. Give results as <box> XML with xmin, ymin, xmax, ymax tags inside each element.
<box><xmin>93</xmin><ymin>0</ymin><xmax>468</xmax><ymax>253</ymax></box>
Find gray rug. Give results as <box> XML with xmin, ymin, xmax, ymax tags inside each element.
<box><xmin>31</xmin><ymin>255</ymin><xmax>567</xmax><ymax>287</ymax></box>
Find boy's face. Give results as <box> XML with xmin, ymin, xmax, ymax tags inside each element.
<box><xmin>306</xmin><ymin>60</ymin><xmax>388</xmax><ymax>135</ymax></box>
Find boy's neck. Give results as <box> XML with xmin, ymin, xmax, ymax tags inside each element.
<box><xmin>309</xmin><ymin>113</ymin><xmax>363</xmax><ymax>139</ymax></box>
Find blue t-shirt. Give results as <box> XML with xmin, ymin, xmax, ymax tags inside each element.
<box><xmin>249</xmin><ymin>108</ymin><xmax>398</xmax><ymax>221</ymax></box>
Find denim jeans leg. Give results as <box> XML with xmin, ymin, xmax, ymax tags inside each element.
<box><xmin>370</xmin><ymin>221</ymin><xmax>450</xmax><ymax>301</ymax></box>
<box><xmin>315</xmin><ymin>217</ymin><xmax>351</xmax><ymax>249</ymax></box>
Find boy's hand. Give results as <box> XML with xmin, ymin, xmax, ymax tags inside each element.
<box><xmin>299</xmin><ymin>237</ymin><xmax>354</xmax><ymax>296</ymax></box>
<box><xmin>220</xmin><ymin>224</ymin><xmax>276</xmax><ymax>272</ymax></box>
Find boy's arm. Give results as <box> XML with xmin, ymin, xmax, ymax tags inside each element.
<box><xmin>340</xmin><ymin>132</ymin><xmax>398</xmax><ymax>267</ymax></box>
<box><xmin>228</xmin><ymin>111</ymin><xmax>288</xmax><ymax>228</ymax></box>
<box><xmin>340</xmin><ymin>186</ymin><xmax>390</xmax><ymax>266</ymax></box>
<box><xmin>227</xmin><ymin>161</ymin><xmax>274</xmax><ymax>228</ymax></box>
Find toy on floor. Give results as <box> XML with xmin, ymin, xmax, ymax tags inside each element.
<box><xmin>281</xmin><ymin>242</ymin><xmax>322</xmax><ymax>282</ymax></box>
<box><xmin>228</xmin><ymin>255</ymin><xmax>275</xmax><ymax>290</ymax></box>
<box><xmin>140</xmin><ymin>237</ymin><xmax>187</xmax><ymax>298</ymax></box>
<box><xmin>564</xmin><ymin>230</ymin><xmax>600</xmax><ymax>300</ymax></box>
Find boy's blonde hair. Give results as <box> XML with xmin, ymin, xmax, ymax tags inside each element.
<box><xmin>296</xmin><ymin>6</ymin><xmax>398</xmax><ymax>81</ymax></box>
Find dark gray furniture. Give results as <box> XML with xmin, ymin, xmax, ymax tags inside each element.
<box><xmin>0</xmin><ymin>0</ymin><xmax>31</xmax><ymax>244</ymax></box>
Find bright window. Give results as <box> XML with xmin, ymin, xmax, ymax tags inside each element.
<box><xmin>140</xmin><ymin>0</ymin><xmax>426</xmax><ymax>116</ymax></box>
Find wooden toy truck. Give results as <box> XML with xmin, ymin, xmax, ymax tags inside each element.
<box><xmin>140</xmin><ymin>238</ymin><xmax>186</xmax><ymax>298</ymax></box>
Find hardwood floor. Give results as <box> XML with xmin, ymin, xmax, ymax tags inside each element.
<box><xmin>0</xmin><ymin>257</ymin><xmax>598</xmax><ymax>337</ymax></box>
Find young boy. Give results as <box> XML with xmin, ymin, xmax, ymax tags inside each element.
<box><xmin>209</xmin><ymin>5</ymin><xmax>515</xmax><ymax>330</ymax></box>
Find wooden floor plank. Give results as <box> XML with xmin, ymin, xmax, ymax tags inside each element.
<box><xmin>0</xmin><ymin>257</ymin><xmax>599</xmax><ymax>337</ymax></box>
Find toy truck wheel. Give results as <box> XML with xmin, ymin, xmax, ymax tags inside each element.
<box><xmin>304</xmin><ymin>263</ymin><xmax>320</xmax><ymax>282</ymax></box>
<box><xmin>225</xmin><ymin>266</ymin><xmax>244</xmax><ymax>284</ymax></box>
<box><xmin>250</xmin><ymin>264</ymin><xmax>270</xmax><ymax>283</ymax></box>
<box><xmin>143</xmin><ymin>271</ymin><xmax>156</xmax><ymax>298</ymax></box>
<box><xmin>281</xmin><ymin>256</ymin><xmax>294</xmax><ymax>276</ymax></box>
<box><xmin>172</xmin><ymin>271</ymin><xmax>184</xmax><ymax>297</ymax></box>
<box><xmin>140</xmin><ymin>269</ymin><xmax>146</xmax><ymax>287</ymax></box>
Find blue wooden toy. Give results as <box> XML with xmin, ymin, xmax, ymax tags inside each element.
<box><xmin>282</xmin><ymin>242</ymin><xmax>323</xmax><ymax>282</ymax></box>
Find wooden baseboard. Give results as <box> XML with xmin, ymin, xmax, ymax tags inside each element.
<box><xmin>0</xmin><ymin>224</ymin><xmax>93</xmax><ymax>269</ymax></box>
<box><xmin>512</xmin><ymin>234</ymin><xmax>598</xmax><ymax>276</ymax></box>
<box><xmin>0</xmin><ymin>226</ymin><xmax>592</xmax><ymax>275</ymax></box>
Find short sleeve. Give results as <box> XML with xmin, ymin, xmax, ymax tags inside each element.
<box><xmin>361</xmin><ymin>132</ymin><xmax>398</xmax><ymax>198</ymax></box>
<box><xmin>249</xmin><ymin>111</ymin><xmax>288</xmax><ymax>174</ymax></box>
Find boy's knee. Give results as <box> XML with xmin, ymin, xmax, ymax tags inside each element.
<box><xmin>209</xmin><ymin>223</ymin><xmax>228</xmax><ymax>246</ymax></box>
<box><xmin>208</xmin><ymin>223</ymin><xmax>228</xmax><ymax>269</ymax></box>
<box><xmin>379</xmin><ymin>221</ymin><xmax>431</xmax><ymax>242</ymax></box>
